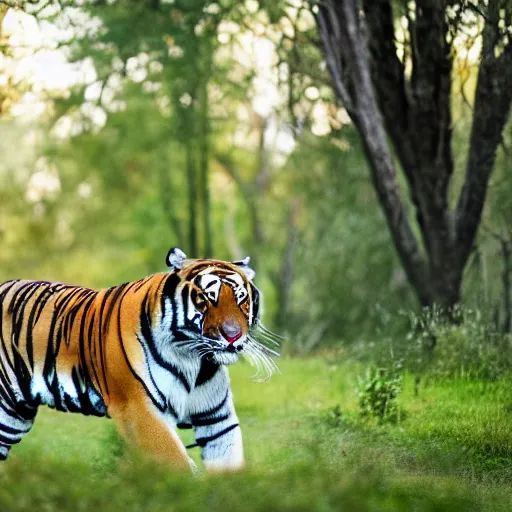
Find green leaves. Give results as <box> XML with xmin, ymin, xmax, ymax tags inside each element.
<box><xmin>357</xmin><ymin>365</ymin><xmax>405</xmax><ymax>424</ymax></box>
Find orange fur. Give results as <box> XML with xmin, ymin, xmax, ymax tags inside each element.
<box><xmin>0</xmin><ymin>253</ymin><xmax>264</xmax><ymax>468</ymax></box>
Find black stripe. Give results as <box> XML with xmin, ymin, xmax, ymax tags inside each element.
<box><xmin>55</xmin><ymin>287</ymin><xmax>87</xmax><ymax>346</ymax></box>
<box><xmin>116</xmin><ymin>294</ymin><xmax>168</xmax><ymax>414</ymax></box>
<box><xmin>9</xmin><ymin>282</ymin><xmax>41</xmax><ymax>399</ymax></box>
<box><xmin>61</xmin><ymin>289</ymin><xmax>93</xmax><ymax>346</ymax></box>
<box><xmin>43</xmin><ymin>287</ymin><xmax>83</xmax><ymax>389</ymax></box>
<box><xmin>0</xmin><ymin>363</ymin><xmax>18</xmax><ymax>407</ymax></box>
<box><xmin>136</xmin><ymin>335</ymin><xmax>168</xmax><ymax>406</ymax></box>
<box><xmin>190</xmin><ymin>390</ymin><xmax>229</xmax><ymax>423</ymax></box>
<box><xmin>87</xmin><ymin>309</ymin><xmax>103</xmax><ymax>399</ymax></box>
<box><xmin>97</xmin><ymin>286</ymin><xmax>116</xmax><ymax>397</ymax></box>
<box><xmin>250</xmin><ymin>283</ymin><xmax>260</xmax><ymax>325</ymax></box>
<box><xmin>0</xmin><ymin>280</ymin><xmax>19</xmax><ymax>298</ymax></box>
<box><xmin>70</xmin><ymin>366</ymin><xmax>105</xmax><ymax>417</ymax></box>
<box><xmin>103</xmin><ymin>283</ymin><xmax>133</xmax><ymax>334</ymax></box>
<box><xmin>15</xmin><ymin>401</ymin><xmax>37</xmax><ymax>421</ymax></box>
<box><xmin>195</xmin><ymin>359</ymin><xmax>219</xmax><ymax>387</ymax></box>
<box><xmin>176</xmin><ymin>422</ymin><xmax>193</xmax><ymax>429</ymax></box>
<box><xmin>161</xmin><ymin>273</ymin><xmax>182</xmax><ymax>332</ymax></box>
<box><xmin>186</xmin><ymin>423</ymin><xmax>239</xmax><ymax>449</ymax></box>
<box><xmin>0</xmin><ymin>400</ymin><xmax>22</xmax><ymax>420</ymax></box>
<box><xmin>139</xmin><ymin>296</ymin><xmax>191</xmax><ymax>393</ymax></box>
<box><xmin>0</xmin><ymin>422</ymin><xmax>30</xmax><ymax>435</ymax></box>
<box><xmin>45</xmin><ymin>286</ymin><xmax>88</xmax><ymax>412</ymax></box>
<box><xmin>26</xmin><ymin>284</ymin><xmax>53</xmax><ymax>369</ymax></box>
<box><xmin>191</xmin><ymin>413</ymin><xmax>229</xmax><ymax>427</ymax></box>
<box><xmin>0</xmin><ymin>431</ymin><xmax>23</xmax><ymax>445</ymax></box>
<box><xmin>133</xmin><ymin>277</ymin><xmax>151</xmax><ymax>293</ymax></box>
<box><xmin>77</xmin><ymin>292</ymin><xmax>98</xmax><ymax>397</ymax></box>
<box><xmin>180</xmin><ymin>286</ymin><xmax>191</xmax><ymax>321</ymax></box>
<box><xmin>0</xmin><ymin>282</ymin><xmax>18</xmax><ymax>376</ymax></box>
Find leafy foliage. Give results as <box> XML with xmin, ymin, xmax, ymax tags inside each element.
<box><xmin>0</xmin><ymin>0</ymin><xmax>511</xmax><ymax>350</ymax></box>
<box><xmin>357</xmin><ymin>364</ymin><xmax>404</xmax><ymax>424</ymax></box>
<box><xmin>403</xmin><ymin>307</ymin><xmax>512</xmax><ymax>381</ymax></box>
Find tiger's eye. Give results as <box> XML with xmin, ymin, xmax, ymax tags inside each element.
<box><xmin>192</xmin><ymin>290</ymin><xmax>208</xmax><ymax>311</ymax></box>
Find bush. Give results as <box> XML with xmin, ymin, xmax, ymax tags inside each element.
<box><xmin>402</xmin><ymin>306</ymin><xmax>512</xmax><ymax>381</ymax></box>
<box><xmin>350</xmin><ymin>307</ymin><xmax>512</xmax><ymax>382</ymax></box>
<box><xmin>357</xmin><ymin>364</ymin><xmax>404</xmax><ymax>424</ymax></box>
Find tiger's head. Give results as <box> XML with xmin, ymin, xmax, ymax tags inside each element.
<box><xmin>161</xmin><ymin>248</ymin><xmax>278</xmax><ymax>373</ymax></box>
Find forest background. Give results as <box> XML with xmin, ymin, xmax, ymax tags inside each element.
<box><xmin>0</xmin><ymin>0</ymin><xmax>511</xmax><ymax>345</ymax></box>
<box><xmin>1</xmin><ymin>1</ymin><xmax>512</xmax><ymax>510</ymax></box>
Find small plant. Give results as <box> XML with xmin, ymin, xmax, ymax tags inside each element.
<box><xmin>325</xmin><ymin>404</ymin><xmax>343</xmax><ymax>428</ymax></box>
<box><xmin>357</xmin><ymin>365</ymin><xmax>404</xmax><ymax>424</ymax></box>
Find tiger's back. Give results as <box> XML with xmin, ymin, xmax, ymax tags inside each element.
<box><xmin>0</xmin><ymin>275</ymin><xmax>170</xmax><ymax>408</ymax></box>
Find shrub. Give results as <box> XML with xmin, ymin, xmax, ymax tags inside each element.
<box><xmin>357</xmin><ymin>364</ymin><xmax>404</xmax><ymax>424</ymax></box>
<box><xmin>402</xmin><ymin>306</ymin><xmax>512</xmax><ymax>381</ymax></box>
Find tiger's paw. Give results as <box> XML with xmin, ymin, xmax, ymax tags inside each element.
<box><xmin>203</xmin><ymin>458</ymin><xmax>246</xmax><ymax>473</ymax></box>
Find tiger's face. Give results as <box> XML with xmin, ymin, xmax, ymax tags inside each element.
<box><xmin>187</xmin><ymin>268</ymin><xmax>260</xmax><ymax>364</ymax></box>
<box><xmin>163</xmin><ymin>248</ymin><xmax>260</xmax><ymax>366</ymax></box>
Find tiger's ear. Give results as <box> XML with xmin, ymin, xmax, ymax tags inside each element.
<box><xmin>233</xmin><ymin>256</ymin><xmax>256</xmax><ymax>281</ymax></box>
<box><xmin>166</xmin><ymin>248</ymin><xmax>187</xmax><ymax>270</ymax></box>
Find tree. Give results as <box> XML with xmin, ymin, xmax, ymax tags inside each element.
<box><xmin>314</xmin><ymin>0</ymin><xmax>512</xmax><ymax>309</ymax></box>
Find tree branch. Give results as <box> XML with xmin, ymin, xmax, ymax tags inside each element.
<box><xmin>315</xmin><ymin>0</ymin><xmax>431</xmax><ymax>305</ymax></box>
<box><xmin>456</xmin><ymin>3</ymin><xmax>512</xmax><ymax>268</ymax></box>
<box><xmin>362</xmin><ymin>0</ymin><xmax>408</xmax><ymax>141</ymax></box>
<box><xmin>409</xmin><ymin>0</ymin><xmax>454</xmax><ymax>199</ymax></box>
<box><xmin>314</xmin><ymin>1</ymin><xmax>356</xmax><ymax>119</ymax></box>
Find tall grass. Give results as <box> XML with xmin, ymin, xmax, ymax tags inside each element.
<box><xmin>0</xmin><ymin>359</ymin><xmax>511</xmax><ymax>511</ymax></box>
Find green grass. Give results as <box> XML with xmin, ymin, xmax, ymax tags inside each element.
<box><xmin>1</xmin><ymin>358</ymin><xmax>512</xmax><ymax>511</ymax></box>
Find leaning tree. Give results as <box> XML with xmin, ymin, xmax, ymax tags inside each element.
<box><xmin>314</xmin><ymin>0</ymin><xmax>512</xmax><ymax>308</ymax></box>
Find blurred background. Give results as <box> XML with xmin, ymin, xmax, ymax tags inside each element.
<box><xmin>0</xmin><ymin>0</ymin><xmax>511</xmax><ymax>351</ymax></box>
<box><xmin>1</xmin><ymin>3</ymin><xmax>512</xmax><ymax>509</ymax></box>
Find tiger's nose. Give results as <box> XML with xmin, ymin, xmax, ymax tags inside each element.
<box><xmin>221</xmin><ymin>320</ymin><xmax>242</xmax><ymax>344</ymax></box>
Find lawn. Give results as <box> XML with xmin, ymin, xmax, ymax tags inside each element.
<box><xmin>1</xmin><ymin>357</ymin><xmax>511</xmax><ymax>511</ymax></box>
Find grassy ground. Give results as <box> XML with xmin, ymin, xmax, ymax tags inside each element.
<box><xmin>1</xmin><ymin>357</ymin><xmax>512</xmax><ymax>511</ymax></box>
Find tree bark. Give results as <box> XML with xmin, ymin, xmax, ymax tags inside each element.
<box><xmin>314</xmin><ymin>0</ymin><xmax>512</xmax><ymax>309</ymax></box>
<box><xmin>501</xmin><ymin>237</ymin><xmax>512</xmax><ymax>333</ymax></box>
<box><xmin>316</xmin><ymin>0</ymin><xmax>432</xmax><ymax>306</ymax></box>
<box><xmin>456</xmin><ymin>3</ymin><xmax>512</xmax><ymax>269</ymax></box>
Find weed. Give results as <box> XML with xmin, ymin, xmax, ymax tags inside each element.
<box><xmin>357</xmin><ymin>364</ymin><xmax>404</xmax><ymax>424</ymax></box>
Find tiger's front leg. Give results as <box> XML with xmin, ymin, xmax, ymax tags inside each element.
<box><xmin>0</xmin><ymin>400</ymin><xmax>38</xmax><ymax>461</ymax></box>
<box><xmin>188</xmin><ymin>366</ymin><xmax>245</xmax><ymax>472</ymax></box>
<box><xmin>108</xmin><ymin>390</ymin><xmax>193</xmax><ymax>471</ymax></box>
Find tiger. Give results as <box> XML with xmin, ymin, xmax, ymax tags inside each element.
<box><xmin>0</xmin><ymin>247</ymin><xmax>278</xmax><ymax>471</ymax></box>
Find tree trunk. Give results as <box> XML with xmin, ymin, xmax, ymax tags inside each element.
<box><xmin>315</xmin><ymin>0</ymin><xmax>512</xmax><ymax>310</ymax></box>
<box><xmin>501</xmin><ymin>238</ymin><xmax>512</xmax><ymax>333</ymax></box>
